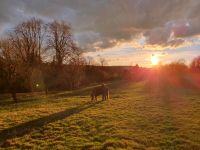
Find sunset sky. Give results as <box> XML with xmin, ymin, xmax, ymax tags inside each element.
<box><xmin>1</xmin><ymin>0</ymin><xmax>200</xmax><ymax>67</ymax></box>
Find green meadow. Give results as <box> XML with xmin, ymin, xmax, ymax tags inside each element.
<box><xmin>0</xmin><ymin>81</ymin><xmax>200</xmax><ymax>150</ymax></box>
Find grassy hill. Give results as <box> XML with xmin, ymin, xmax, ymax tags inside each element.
<box><xmin>0</xmin><ymin>81</ymin><xmax>200</xmax><ymax>149</ymax></box>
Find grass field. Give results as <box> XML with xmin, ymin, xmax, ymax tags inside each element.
<box><xmin>0</xmin><ymin>81</ymin><xmax>200</xmax><ymax>150</ymax></box>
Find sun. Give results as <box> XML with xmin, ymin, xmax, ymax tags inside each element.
<box><xmin>151</xmin><ymin>55</ymin><xmax>159</xmax><ymax>66</ymax></box>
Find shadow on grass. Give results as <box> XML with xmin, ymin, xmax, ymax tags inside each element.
<box><xmin>0</xmin><ymin>100</ymin><xmax>103</xmax><ymax>147</ymax></box>
<box><xmin>0</xmin><ymin>92</ymin><xmax>47</xmax><ymax>107</ymax></box>
<box><xmin>0</xmin><ymin>97</ymin><xmax>40</xmax><ymax>107</ymax></box>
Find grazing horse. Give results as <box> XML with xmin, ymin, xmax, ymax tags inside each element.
<box><xmin>91</xmin><ymin>84</ymin><xmax>109</xmax><ymax>101</ymax></box>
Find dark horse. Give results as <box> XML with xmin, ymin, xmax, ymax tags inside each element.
<box><xmin>91</xmin><ymin>84</ymin><xmax>109</xmax><ymax>101</ymax></box>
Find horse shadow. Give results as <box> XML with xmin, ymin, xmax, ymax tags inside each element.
<box><xmin>0</xmin><ymin>100</ymin><xmax>103</xmax><ymax>147</ymax></box>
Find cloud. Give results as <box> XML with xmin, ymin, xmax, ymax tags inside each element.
<box><xmin>143</xmin><ymin>21</ymin><xmax>187</xmax><ymax>47</ymax></box>
<box><xmin>1</xmin><ymin>0</ymin><xmax>200</xmax><ymax>50</ymax></box>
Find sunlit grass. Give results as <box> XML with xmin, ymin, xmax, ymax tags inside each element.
<box><xmin>0</xmin><ymin>81</ymin><xmax>200</xmax><ymax>149</ymax></box>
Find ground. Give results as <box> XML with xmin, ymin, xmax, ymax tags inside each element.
<box><xmin>0</xmin><ymin>81</ymin><xmax>200</xmax><ymax>150</ymax></box>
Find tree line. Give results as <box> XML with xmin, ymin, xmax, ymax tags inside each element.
<box><xmin>0</xmin><ymin>18</ymin><xmax>87</xmax><ymax>102</ymax></box>
<box><xmin>0</xmin><ymin>18</ymin><xmax>125</xmax><ymax>102</ymax></box>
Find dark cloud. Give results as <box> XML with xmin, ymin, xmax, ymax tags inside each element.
<box><xmin>0</xmin><ymin>0</ymin><xmax>200</xmax><ymax>50</ymax></box>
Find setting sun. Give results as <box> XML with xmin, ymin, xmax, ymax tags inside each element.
<box><xmin>151</xmin><ymin>55</ymin><xmax>159</xmax><ymax>65</ymax></box>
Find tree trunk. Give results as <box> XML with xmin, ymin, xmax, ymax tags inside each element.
<box><xmin>11</xmin><ymin>90</ymin><xmax>17</xmax><ymax>103</ymax></box>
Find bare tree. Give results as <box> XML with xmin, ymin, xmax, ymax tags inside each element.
<box><xmin>0</xmin><ymin>39</ymin><xmax>22</xmax><ymax>102</ymax></box>
<box><xmin>85</xmin><ymin>56</ymin><xmax>96</xmax><ymax>66</ymax></box>
<box><xmin>10</xmin><ymin>18</ymin><xmax>45</xmax><ymax>67</ymax></box>
<box><xmin>6</xmin><ymin>18</ymin><xmax>47</xmax><ymax>92</ymax></box>
<box><xmin>46</xmin><ymin>20</ymin><xmax>73</xmax><ymax>67</ymax></box>
<box><xmin>191</xmin><ymin>56</ymin><xmax>200</xmax><ymax>72</ymax></box>
<box><xmin>67</xmin><ymin>45</ymin><xmax>86</xmax><ymax>89</ymax></box>
<box><xmin>98</xmin><ymin>56</ymin><xmax>108</xmax><ymax>66</ymax></box>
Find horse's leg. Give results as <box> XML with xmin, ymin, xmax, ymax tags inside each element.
<box><xmin>102</xmin><ymin>94</ymin><xmax>106</xmax><ymax>101</ymax></box>
<box><xmin>107</xmin><ymin>89</ymin><xmax>109</xmax><ymax>100</ymax></box>
<box><xmin>91</xmin><ymin>96</ymin><xmax>93</xmax><ymax>102</ymax></box>
<box><xmin>106</xmin><ymin>92</ymin><xmax>108</xmax><ymax>100</ymax></box>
